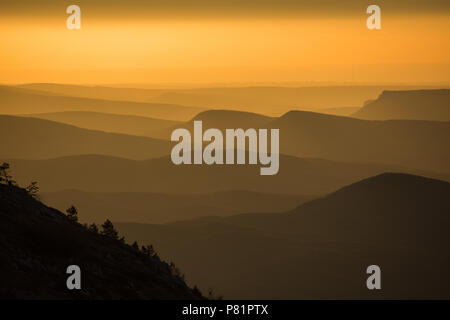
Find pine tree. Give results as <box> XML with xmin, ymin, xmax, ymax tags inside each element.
<box><xmin>142</xmin><ymin>244</ymin><xmax>155</xmax><ymax>256</ymax></box>
<box><xmin>26</xmin><ymin>181</ymin><xmax>39</xmax><ymax>199</ymax></box>
<box><xmin>0</xmin><ymin>163</ymin><xmax>16</xmax><ymax>186</ymax></box>
<box><xmin>101</xmin><ymin>219</ymin><xmax>119</xmax><ymax>239</ymax></box>
<box><xmin>89</xmin><ymin>223</ymin><xmax>99</xmax><ymax>233</ymax></box>
<box><xmin>66</xmin><ymin>205</ymin><xmax>78</xmax><ymax>222</ymax></box>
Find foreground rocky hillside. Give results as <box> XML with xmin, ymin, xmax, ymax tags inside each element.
<box><xmin>0</xmin><ymin>184</ymin><xmax>202</xmax><ymax>299</ymax></box>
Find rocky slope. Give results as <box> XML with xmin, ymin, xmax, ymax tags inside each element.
<box><xmin>0</xmin><ymin>184</ymin><xmax>202</xmax><ymax>299</ymax></box>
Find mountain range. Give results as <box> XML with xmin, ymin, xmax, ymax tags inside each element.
<box><xmin>40</xmin><ymin>189</ymin><xmax>312</xmax><ymax>224</ymax></box>
<box><xmin>117</xmin><ymin>173</ymin><xmax>450</xmax><ymax>299</ymax></box>
<box><xmin>0</xmin><ymin>115</ymin><xmax>170</xmax><ymax>160</ymax></box>
<box><xmin>180</xmin><ymin>109</ymin><xmax>450</xmax><ymax>174</ymax></box>
<box><xmin>17</xmin><ymin>83</ymin><xmax>445</xmax><ymax>116</ymax></box>
<box><xmin>0</xmin><ymin>85</ymin><xmax>202</xmax><ymax>121</ymax></box>
<box><xmin>3</xmin><ymin>107</ymin><xmax>449</xmax><ymax>174</ymax></box>
<box><xmin>24</xmin><ymin>111</ymin><xmax>181</xmax><ymax>138</ymax></box>
<box><xmin>354</xmin><ymin>89</ymin><xmax>450</xmax><ymax>121</ymax></box>
<box><xmin>1</xmin><ymin>82</ymin><xmax>450</xmax><ymax>300</ymax></box>
<box><xmin>6</xmin><ymin>154</ymin><xmax>448</xmax><ymax>196</ymax></box>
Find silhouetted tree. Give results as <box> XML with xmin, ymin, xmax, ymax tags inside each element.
<box><xmin>206</xmin><ymin>287</ymin><xmax>223</xmax><ymax>300</ymax></box>
<box><xmin>192</xmin><ymin>285</ymin><xmax>202</xmax><ymax>297</ymax></box>
<box><xmin>142</xmin><ymin>244</ymin><xmax>155</xmax><ymax>257</ymax></box>
<box><xmin>101</xmin><ymin>219</ymin><xmax>119</xmax><ymax>239</ymax></box>
<box><xmin>131</xmin><ymin>241</ymin><xmax>139</xmax><ymax>250</ymax></box>
<box><xmin>0</xmin><ymin>162</ymin><xmax>16</xmax><ymax>186</ymax></box>
<box><xmin>89</xmin><ymin>223</ymin><xmax>99</xmax><ymax>233</ymax></box>
<box><xmin>26</xmin><ymin>181</ymin><xmax>39</xmax><ymax>199</ymax></box>
<box><xmin>169</xmin><ymin>261</ymin><xmax>184</xmax><ymax>280</ymax></box>
<box><xmin>66</xmin><ymin>205</ymin><xmax>78</xmax><ymax>222</ymax></box>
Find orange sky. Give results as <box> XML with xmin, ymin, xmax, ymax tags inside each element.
<box><xmin>1</xmin><ymin>9</ymin><xmax>449</xmax><ymax>84</ymax></box>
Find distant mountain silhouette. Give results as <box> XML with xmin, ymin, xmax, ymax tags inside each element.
<box><xmin>25</xmin><ymin>111</ymin><xmax>181</xmax><ymax>138</ymax></box>
<box><xmin>4</xmin><ymin>103</ymin><xmax>449</xmax><ymax>174</ymax></box>
<box><xmin>269</xmin><ymin>110</ymin><xmax>450</xmax><ymax>173</ymax></box>
<box><xmin>40</xmin><ymin>189</ymin><xmax>312</xmax><ymax>224</ymax></box>
<box><xmin>0</xmin><ymin>183</ymin><xmax>202</xmax><ymax>299</ymax></box>
<box><xmin>121</xmin><ymin>86</ymin><xmax>440</xmax><ymax>116</ymax></box>
<box><xmin>353</xmin><ymin>89</ymin><xmax>450</xmax><ymax>121</ymax></box>
<box><xmin>311</xmin><ymin>106</ymin><xmax>360</xmax><ymax>116</ymax></box>
<box><xmin>191</xmin><ymin>110</ymin><xmax>273</xmax><ymax>129</ymax></box>
<box><xmin>18</xmin><ymin>83</ymin><xmax>438</xmax><ymax>116</ymax></box>
<box><xmin>117</xmin><ymin>173</ymin><xmax>450</xmax><ymax>299</ymax></box>
<box><xmin>0</xmin><ymin>115</ymin><xmax>170</xmax><ymax>160</ymax></box>
<box><xmin>0</xmin><ymin>85</ymin><xmax>203</xmax><ymax>121</ymax></box>
<box><xmin>6</xmin><ymin>154</ymin><xmax>449</xmax><ymax>195</ymax></box>
<box><xmin>18</xmin><ymin>83</ymin><xmax>165</xmax><ymax>103</ymax></box>
<box><xmin>149</xmin><ymin>108</ymin><xmax>450</xmax><ymax>173</ymax></box>
<box><xmin>153</xmin><ymin>110</ymin><xmax>274</xmax><ymax>138</ymax></box>
<box><xmin>130</xmin><ymin>86</ymin><xmax>440</xmax><ymax>116</ymax></box>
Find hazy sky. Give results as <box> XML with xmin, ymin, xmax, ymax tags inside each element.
<box><xmin>1</xmin><ymin>0</ymin><xmax>449</xmax><ymax>84</ymax></box>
